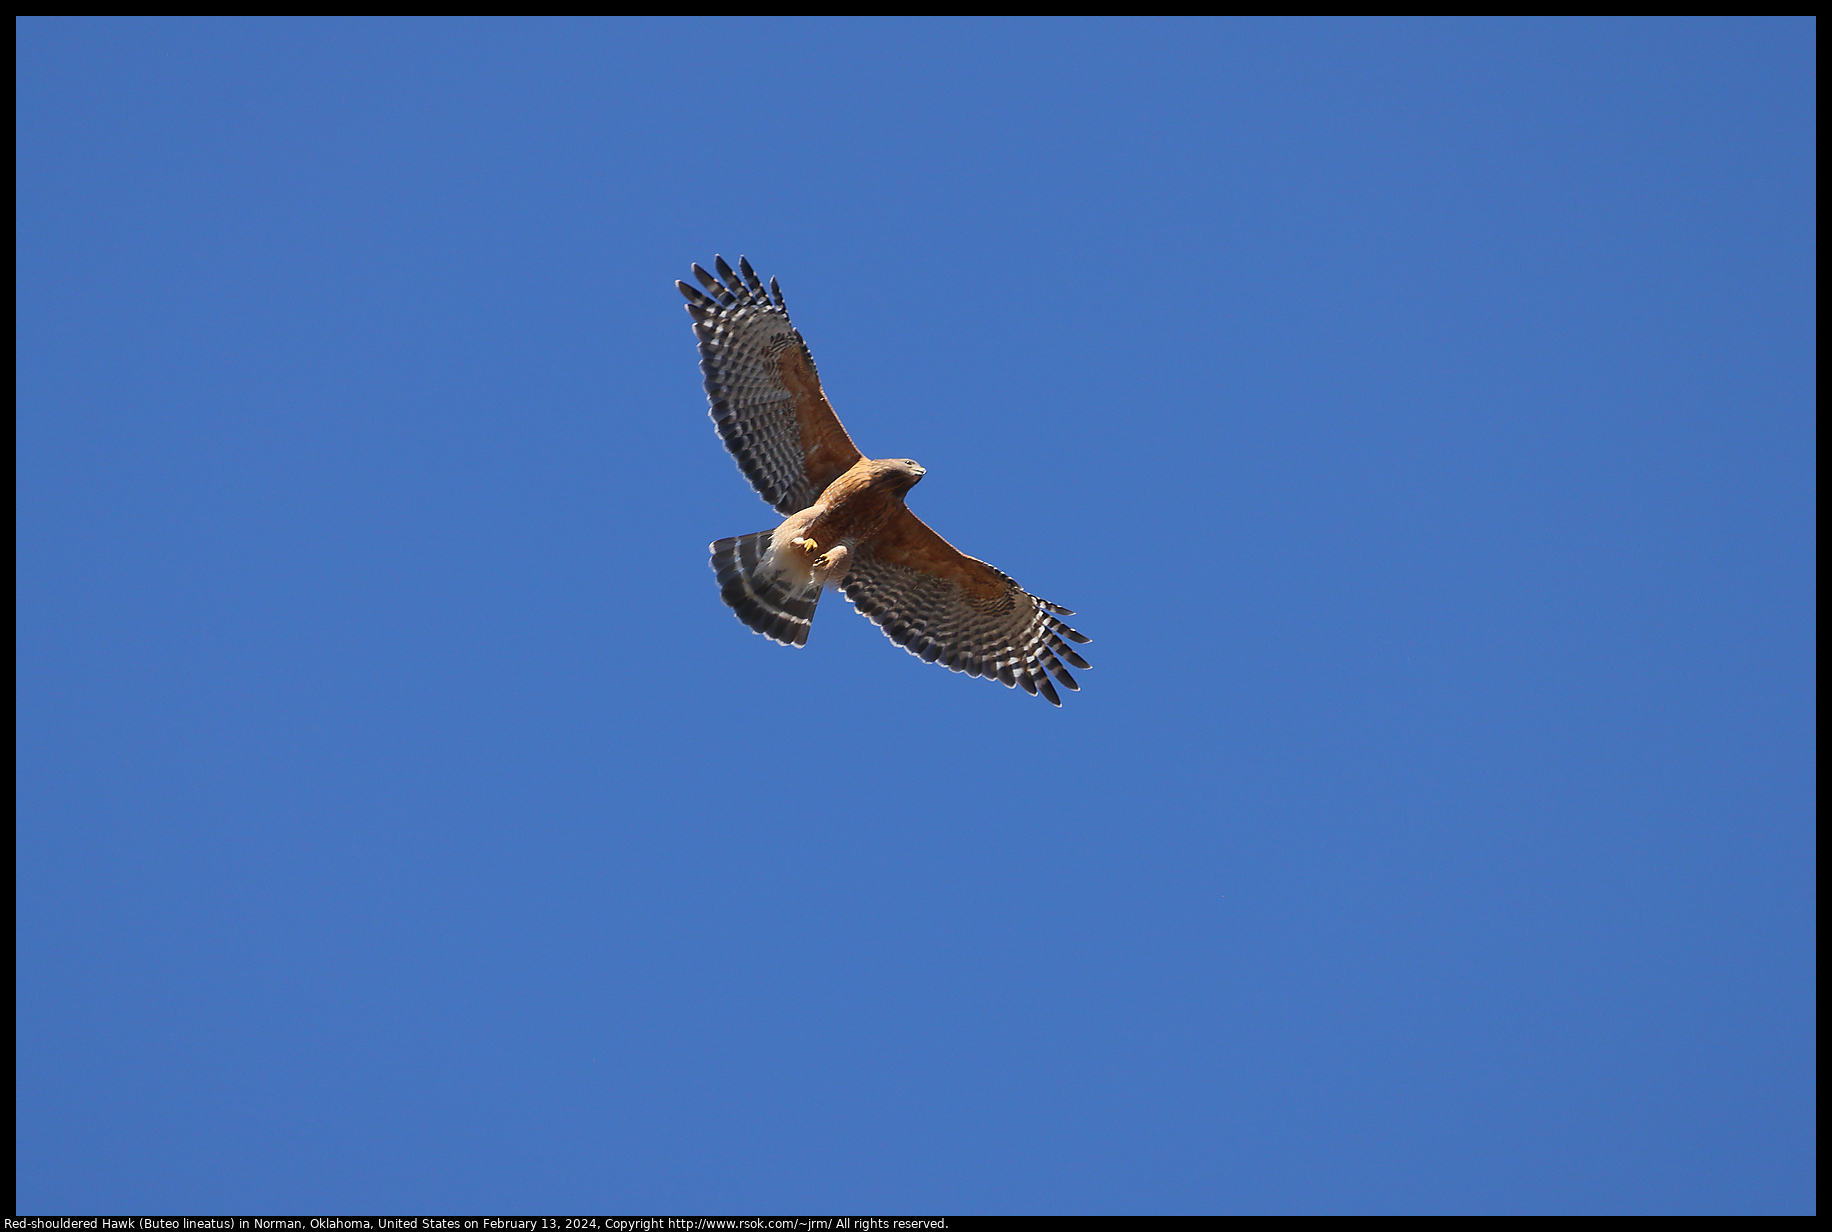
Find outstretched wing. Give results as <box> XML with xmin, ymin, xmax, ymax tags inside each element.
<box><xmin>678</xmin><ymin>256</ymin><xmax>863</xmax><ymax>514</ymax></box>
<box><xmin>842</xmin><ymin>508</ymin><xmax>1091</xmax><ymax>706</ymax></box>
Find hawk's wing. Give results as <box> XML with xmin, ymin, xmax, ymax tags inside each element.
<box><xmin>678</xmin><ymin>256</ymin><xmax>863</xmax><ymax>514</ymax></box>
<box><xmin>842</xmin><ymin>508</ymin><xmax>1091</xmax><ymax>706</ymax></box>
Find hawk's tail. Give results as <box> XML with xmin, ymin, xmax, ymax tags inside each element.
<box><xmin>710</xmin><ymin>530</ymin><xmax>821</xmax><ymax>648</ymax></box>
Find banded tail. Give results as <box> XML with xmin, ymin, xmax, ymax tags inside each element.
<box><xmin>710</xmin><ymin>530</ymin><xmax>822</xmax><ymax>647</ymax></box>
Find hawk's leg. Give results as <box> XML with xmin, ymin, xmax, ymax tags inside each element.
<box><xmin>792</xmin><ymin>537</ymin><xmax>820</xmax><ymax>556</ymax></box>
<box><xmin>811</xmin><ymin>543</ymin><xmax>852</xmax><ymax>587</ymax></box>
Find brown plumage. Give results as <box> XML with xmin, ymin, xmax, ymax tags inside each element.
<box><xmin>683</xmin><ymin>256</ymin><xmax>1090</xmax><ymax>705</ymax></box>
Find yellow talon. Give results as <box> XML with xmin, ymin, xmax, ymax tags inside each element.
<box><xmin>793</xmin><ymin>537</ymin><xmax>819</xmax><ymax>555</ymax></box>
<box><xmin>813</xmin><ymin>553</ymin><xmax>833</xmax><ymax>570</ymax></box>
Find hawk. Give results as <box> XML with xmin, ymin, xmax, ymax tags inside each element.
<box><xmin>680</xmin><ymin>256</ymin><xmax>1091</xmax><ymax>705</ymax></box>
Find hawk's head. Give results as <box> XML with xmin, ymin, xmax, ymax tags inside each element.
<box><xmin>870</xmin><ymin>457</ymin><xmax>926</xmax><ymax>493</ymax></box>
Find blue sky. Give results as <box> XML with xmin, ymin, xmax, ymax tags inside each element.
<box><xmin>16</xmin><ymin>17</ymin><xmax>1815</xmax><ymax>1215</ymax></box>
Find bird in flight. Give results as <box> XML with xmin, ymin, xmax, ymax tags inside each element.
<box><xmin>680</xmin><ymin>256</ymin><xmax>1091</xmax><ymax>705</ymax></box>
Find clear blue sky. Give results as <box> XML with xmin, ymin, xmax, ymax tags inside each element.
<box><xmin>16</xmin><ymin>17</ymin><xmax>1815</xmax><ymax>1215</ymax></box>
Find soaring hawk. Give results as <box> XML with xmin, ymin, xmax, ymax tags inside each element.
<box><xmin>680</xmin><ymin>256</ymin><xmax>1091</xmax><ymax>705</ymax></box>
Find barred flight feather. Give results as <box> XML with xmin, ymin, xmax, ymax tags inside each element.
<box><xmin>839</xmin><ymin>548</ymin><xmax>1088</xmax><ymax>707</ymax></box>
<box><xmin>678</xmin><ymin>256</ymin><xmax>858</xmax><ymax>515</ymax></box>
<box><xmin>709</xmin><ymin>531</ymin><xmax>821</xmax><ymax>648</ymax></box>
